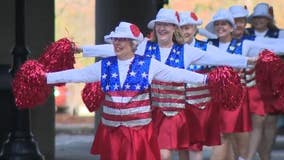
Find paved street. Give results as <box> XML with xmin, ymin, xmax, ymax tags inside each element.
<box><xmin>55</xmin><ymin>114</ymin><xmax>284</xmax><ymax>160</ymax></box>
<box><xmin>55</xmin><ymin>133</ymin><xmax>284</xmax><ymax>160</ymax></box>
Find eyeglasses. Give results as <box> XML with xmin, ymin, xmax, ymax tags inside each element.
<box><xmin>111</xmin><ymin>37</ymin><xmax>131</xmax><ymax>42</ymax></box>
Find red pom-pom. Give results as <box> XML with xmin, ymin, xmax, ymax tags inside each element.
<box><xmin>255</xmin><ymin>49</ymin><xmax>284</xmax><ymax>113</ymax></box>
<box><xmin>208</xmin><ymin>66</ymin><xmax>243</xmax><ymax>111</ymax></box>
<box><xmin>81</xmin><ymin>82</ymin><xmax>105</xmax><ymax>112</ymax></box>
<box><xmin>38</xmin><ymin>38</ymin><xmax>76</xmax><ymax>73</ymax></box>
<box><xmin>12</xmin><ymin>60</ymin><xmax>51</xmax><ymax>109</ymax></box>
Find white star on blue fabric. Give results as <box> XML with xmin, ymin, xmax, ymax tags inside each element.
<box><xmin>138</xmin><ymin>60</ymin><xmax>145</xmax><ymax>66</ymax></box>
<box><xmin>112</xmin><ymin>72</ymin><xmax>118</xmax><ymax>78</ymax></box>
<box><xmin>135</xmin><ymin>84</ymin><xmax>141</xmax><ymax>90</ymax></box>
<box><xmin>144</xmin><ymin>85</ymin><xmax>149</xmax><ymax>89</ymax></box>
<box><xmin>125</xmin><ymin>83</ymin><xmax>130</xmax><ymax>89</ymax></box>
<box><xmin>102</xmin><ymin>73</ymin><xmax>107</xmax><ymax>79</ymax></box>
<box><xmin>113</xmin><ymin>83</ymin><xmax>119</xmax><ymax>90</ymax></box>
<box><xmin>130</xmin><ymin>71</ymin><xmax>136</xmax><ymax>77</ymax></box>
<box><xmin>141</xmin><ymin>72</ymin><xmax>148</xmax><ymax>78</ymax></box>
<box><xmin>229</xmin><ymin>46</ymin><xmax>235</xmax><ymax>50</ymax></box>
<box><xmin>106</xmin><ymin>61</ymin><xmax>111</xmax><ymax>66</ymax></box>
<box><xmin>106</xmin><ymin>85</ymin><xmax>110</xmax><ymax>90</ymax></box>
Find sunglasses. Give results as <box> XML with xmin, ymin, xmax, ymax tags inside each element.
<box><xmin>111</xmin><ymin>37</ymin><xmax>131</xmax><ymax>42</ymax></box>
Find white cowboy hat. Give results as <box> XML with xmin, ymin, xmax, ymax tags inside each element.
<box><xmin>205</xmin><ymin>9</ymin><xmax>236</xmax><ymax>34</ymax></box>
<box><xmin>104</xmin><ymin>22</ymin><xmax>144</xmax><ymax>43</ymax></box>
<box><xmin>179</xmin><ymin>11</ymin><xmax>203</xmax><ymax>26</ymax></box>
<box><xmin>248</xmin><ymin>3</ymin><xmax>273</xmax><ymax>21</ymax></box>
<box><xmin>147</xmin><ymin>8</ymin><xmax>179</xmax><ymax>29</ymax></box>
<box><xmin>229</xmin><ymin>5</ymin><xmax>249</xmax><ymax>18</ymax></box>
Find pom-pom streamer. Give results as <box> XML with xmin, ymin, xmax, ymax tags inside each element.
<box><xmin>81</xmin><ymin>82</ymin><xmax>105</xmax><ymax>112</ymax></box>
<box><xmin>38</xmin><ymin>38</ymin><xmax>76</xmax><ymax>73</ymax></box>
<box><xmin>12</xmin><ymin>60</ymin><xmax>51</xmax><ymax>109</ymax></box>
<box><xmin>255</xmin><ymin>49</ymin><xmax>284</xmax><ymax>114</ymax></box>
<box><xmin>208</xmin><ymin>66</ymin><xmax>243</xmax><ymax>111</ymax></box>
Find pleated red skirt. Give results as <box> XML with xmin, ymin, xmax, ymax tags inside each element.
<box><xmin>91</xmin><ymin>122</ymin><xmax>161</xmax><ymax>160</ymax></box>
<box><xmin>234</xmin><ymin>88</ymin><xmax>252</xmax><ymax>132</ymax></box>
<box><xmin>220</xmin><ymin>88</ymin><xmax>252</xmax><ymax>133</ymax></box>
<box><xmin>152</xmin><ymin>108</ymin><xmax>191</xmax><ymax>150</ymax></box>
<box><xmin>187</xmin><ymin>102</ymin><xmax>221</xmax><ymax>147</ymax></box>
<box><xmin>248</xmin><ymin>86</ymin><xmax>266</xmax><ymax>116</ymax></box>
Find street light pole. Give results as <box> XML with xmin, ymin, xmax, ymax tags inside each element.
<box><xmin>0</xmin><ymin>0</ymin><xmax>44</xmax><ymax>159</ymax></box>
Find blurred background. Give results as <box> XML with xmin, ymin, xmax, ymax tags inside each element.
<box><xmin>54</xmin><ymin>0</ymin><xmax>284</xmax><ymax>117</ymax></box>
<box><xmin>52</xmin><ymin>1</ymin><xmax>284</xmax><ymax>159</ymax></box>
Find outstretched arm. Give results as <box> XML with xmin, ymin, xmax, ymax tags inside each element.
<box><xmin>46</xmin><ymin>62</ymin><xmax>101</xmax><ymax>84</ymax></box>
<box><xmin>184</xmin><ymin>44</ymin><xmax>249</xmax><ymax>68</ymax></box>
<box><xmin>244</xmin><ymin>40</ymin><xmax>284</xmax><ymax>57</ymax></box>
<box><xmin>149</xmin><ymin>58</ymin><xmax>207</xmax><ymax>85</ymax></box>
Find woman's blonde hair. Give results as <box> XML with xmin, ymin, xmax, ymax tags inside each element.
<box><xmin>131</xmin><ymin>40</ymin><xmax>139</xmax><ymax>52</ymax></box>
<box><xmin>150</xmin><ymin>24</ymin><xmax>185</xmax><ymax>45</ymax></box>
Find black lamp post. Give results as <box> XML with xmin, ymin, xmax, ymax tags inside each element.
<box><xmin>0</xmin><ymin>0</ymin><xmax>44</xmax><ymax>159</ymax></box>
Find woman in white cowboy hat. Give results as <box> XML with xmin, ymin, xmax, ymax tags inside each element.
<box><xmin>229</xmin><ymin>4</ymin><xmax>284</xmax><ymax>160</ymax></box>
<box><xmin>205</xmin><ymin>8</ymin><xmax>284</xmax><ymax>160</ymax></box>
<box><xmin>178</xmin><ymin>10</ymin><xmax>228</xmax><ymax>160</ymax></box>
<box><xmin>228</xmin><ymin>5</ymin><xmax>253</xmax><ymax>160</ymax></box>
<box><xmin>44</xmin><ymin>21</ymin><xmax>213</xmax><ymax>160</ymax></box>
<box><xmin>247</xmin><ymin>4</ymin><xmax>284</xmax><ymax>160</ymax></box>
<box><xmin>247</xmin><ymin>2</ymin><xmax>284</xmax><ymax>38</ymax></box>
<box><xmin>76</xmin><ymin>8</ymin><xmax>261</xmax><ymax>160</ymax></box>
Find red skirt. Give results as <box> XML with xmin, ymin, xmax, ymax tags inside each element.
<box><xmin>219</xmin><ymin>87</ymin><xmax>252</xmax><ymax>133</ymax></box>
<box><xmin>248</xmin><ymin>86</ymin><xmax>266</xmax><ymax>116</ymax></box>
<box><xmin>187</xmin><ymin>102</ymin><xmax>221</xmax><ymax>147</ymax></box>
<box><xmin>234</xmin><ymin>88</ymin><xmax>252</xmax><ymax>132</ymax></box>
<box><xmin>152</xmin><ymin>108</ymin><xmax>190</xmax><ymax>150</ymax></box>
<box><xmin>91</xmin><ymin>122</ymin><xmax>161</xmax><ymax>160</ymax></box>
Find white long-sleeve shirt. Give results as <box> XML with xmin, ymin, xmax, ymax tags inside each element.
<box><xmin>253</xmin><ymin>29</ymin><xmax>284</xmax><ymax>38</ymax></box>
<box><xmin>212</xmin><ymin>38</ymin><xmax>284</xmax><ymax>57</ymax></box>
<box><xmin>47</xmin><ymin>57</ymin><xmax>207</xmax><ymax>86</ymax></box>
<box><xmin>82</xmin><ymin>38</ymin><xmax>248</xmax><ymax>68</ymax></box>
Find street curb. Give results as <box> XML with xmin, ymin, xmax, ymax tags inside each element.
<box><xmin>56</xmin><ymin>123</ymin><xmax>95</xmax><ymax>135</ymax></box>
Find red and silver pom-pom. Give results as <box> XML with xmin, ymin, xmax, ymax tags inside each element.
<box><xmin>12</xmin><ymin>60</ymin><xmax>51</xmax><ymax>109</ymax></box>
<box><xmin>255</xmin><ymin>49</ymin><xmax>284</xmax><ymax>113</ymax></box>
<box><xmin>208</xmin><ymin>66</ymin><xmax>243</xmax><ymax>111</ymax></box>
<box><xmin>38</xmin><ymin>38</ymin><xmax>76</xmax><ymax>73</ymax></box>
<box><xmin>81</xmin><ymin>82</ymin><xmax>105</xmax><ymax>112</ymax></box>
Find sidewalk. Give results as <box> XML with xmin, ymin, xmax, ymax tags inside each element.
<box><xmin>56</xmin><ymin>113</ymin><xmax>95</xmax><ymax>134</ymax></box>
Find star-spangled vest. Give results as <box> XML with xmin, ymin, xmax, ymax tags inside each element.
<box><xmin>207</xmin><ymin>38</ymin><xmax>242</xmax><ymax>55</ymax></box>
<box><xmin>145</xmin><ymin>41</ymin><xmax>186</xmax><ymax>116</ymax></box>
<box><xmin>186</xmin><ymin>39</ymin><xmax>211</xmax><ymax>109</ymax></box>
<box><xmin>100</xmin><ymin>55</ymin><xmax>152</xmax><ymax>127</ymax></box>
<box><xmin>246</xmin><ymin>28</ymin><xmax>280</xmax><ymax>38</ymax></box>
